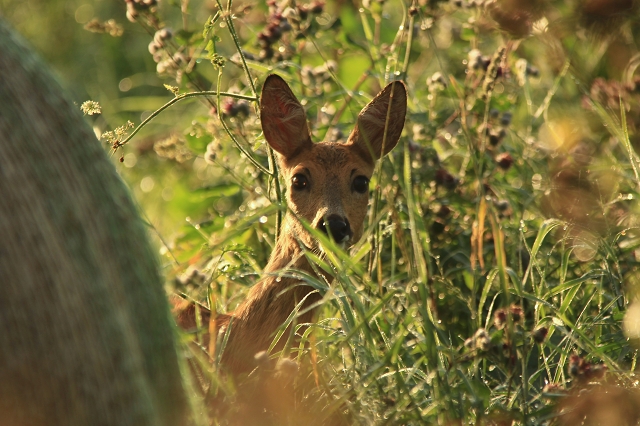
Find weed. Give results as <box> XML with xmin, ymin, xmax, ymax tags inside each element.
<box><xmin>90</xmin><ymin>0</ymin><xmax>640</xmax><ymax>424</ymax></box>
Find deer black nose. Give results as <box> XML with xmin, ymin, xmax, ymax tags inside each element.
<box><xmin>318</xmin><ymin>215</ymin><xmax>351</xmax><ymax>243</ymax></box>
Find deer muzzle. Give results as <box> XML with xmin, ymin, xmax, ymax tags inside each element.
<box><xmin>318</xmin><ymin>214</ymin><xmax>352</xmax><ymax>243</ymax></box>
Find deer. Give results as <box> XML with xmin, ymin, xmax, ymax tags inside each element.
<box><xmin>172</xmin><ymin>74</ymin><xmax>407</xmax><ymax>377</ymax></box>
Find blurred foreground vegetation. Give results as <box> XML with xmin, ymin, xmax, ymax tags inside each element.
<box><xmin>6</xmin><ymin>0</ymin><xmax>640</xmax><ymax>424</ymax></box>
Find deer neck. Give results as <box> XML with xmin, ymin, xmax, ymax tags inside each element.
<box><xmin>220</xmin><ymin>219</ymin><xmax>325</xmax><ymax>372</ymax></box>
<box><xmin>263</xmin><ymin>230</ymin><xmax>313</xmax><ymax>275</ymax></box>
<box><xmin>236</xmin><ymin>218</ymin><xmax>325</xmax><ymax>317</ymax></box>
<box><xmin>233</xmin><ymin>217</ymin><xmax>328</xmax><ymax>319</ymax></box>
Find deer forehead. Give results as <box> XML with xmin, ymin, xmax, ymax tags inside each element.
<box><xmin>280</xmin><ymin>142</ymin><xmax>374</xmax><ymax>180</ymax></box>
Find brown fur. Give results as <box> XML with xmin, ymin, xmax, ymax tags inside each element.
<box><xmin>172</xmin><ymin>75</ymin><xmax>407</xmax><ymax>376</ymax></box>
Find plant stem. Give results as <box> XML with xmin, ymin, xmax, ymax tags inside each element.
<box><xmin>120</xmin><ymin>91</ymin><xmax>257</xmax><ymax>146</ymax></box>
<box><xmin>216</xmin><ymin>0</ymin><xmax>257</xmax><ymax>100</ymax></box>
<box><xmin>217</xmin><ymin>74</ymin><xmax>270</xmax><ymax>174</ymax></box>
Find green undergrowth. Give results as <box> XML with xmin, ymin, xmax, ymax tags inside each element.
<box><xmin>90</xmin><ymin>0</ymin><xmax>640</xmax><ymax>424</ymax></box>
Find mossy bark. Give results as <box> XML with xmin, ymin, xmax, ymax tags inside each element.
<box><xmin>0</xmin><ymin>19</ymin><xmax>186</xmax><ymax>426</ymax></box>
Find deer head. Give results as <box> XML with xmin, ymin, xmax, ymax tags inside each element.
<box><xmin>260</xmin><ymin>74</ymin><xmax>407</xmax><ymax>251</ymax></box>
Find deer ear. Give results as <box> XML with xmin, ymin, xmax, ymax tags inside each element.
<box><xmin>260</xmin><ymin>74</ymin><xmax>313</xmax><ymax>160</ymax></box>
<box><xmin>346</xmin><ymin>80</ymin><xmax>407</xmax><ymax>164</ymax></box>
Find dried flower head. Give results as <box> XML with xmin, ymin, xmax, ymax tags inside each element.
<box><xmin>153</xmin><ymin>28</ymin><xmax>173</xmax><ymax>45</ymax></box>
<box><xmin>205</xmin><ymin>141</ymin><xmax>220</xmax><ymax>165</ymax></box>
<box><xmin>494</xmin><ymin>308</ymin><xmax>507</xmax><ymax>329</ymax></box>
<box><xmin>489</xmin><ymin>128</ymin><xmax>507</xmax><ymax>146</ymax></box>
<box><xmin>531</xmin><ymin>327</ymin><xmax>548</xmax><ymax>343</ymax></box>
<box><xmin>509</xmin><ymin>304</ymin><xmax>523</xmax><ymax>322</ymax></box>
<box><xmin>482</xmin><ymin>47</ymin><xmax>506</xmax><ymax>99</ymax></box>
<box><xmin>102</xmin><ymin>121</ymin><xmax>134</xmax><ymax>148</ymax></box>
<box><xmin>84</xmin><ymin>19</ymin><xmax>124</xmax><ymax>37</ymax></box>
<box><xmin>495</xmin><ymin>152</ymin><xmax>513</xmax><ymax>170</ymax></box>
<box><xmin>210</xmin><ymin>54</ymin><xmax>227</xmax><ymax>69</ymax></box>
<box><xmin>163</xmin><ymin>84</ymin><xmax>180</xmax><ymax>96</ymax></box>
<box><xmin>427</xmin><ymin>71</ymin><xmax>447</xmax><ymax>91</ymax></box>
<box><xmin>154</xmin><ymin>134</ymin><xmax>193</xmax><ymax>163</ymax></box>
<box><xmin>80</xmin><ymin>100</ymin><xmax>102</xmax><ymax>116</ymax></box>
<box><xmin>468</xmin><ymin>49</ymin><xmax>490</xmax><ymax>72</ymax></box>
<box><xmin>464</xmin><ymin>328</ymin><xmax>491</xmax><ymax>352</ymax></box>
<box><xmin>173</xmin><ymin>267</ymin><xmax>207</xmax><ymax>292</ymax></box>
<box><xmin>434</xmin><ymin>168</ymin><xmax>459</xmax><ymax>190</ymax></box>
<box><xmin>568</xmin><ymin>353</ymin><xmax>608</xmax><ymax>382</ymax></box>
<box><xmin>515</xmin><ymin>59</ymin><xmax>539</xmax><ymax>86</ymax></box>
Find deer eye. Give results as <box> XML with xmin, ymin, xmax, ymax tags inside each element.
<box><xmin>292</xmin><ymin>174</ymin><xmax>309</xmax><ymax>191</ymax></box>
<box><xmin>352</xmin><ymin>176</ymin><xmax>369</xmax><ymax>194</ymax></box>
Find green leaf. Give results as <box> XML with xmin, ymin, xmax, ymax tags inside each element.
<box><xmin>460</xmin><ymin>24</ymin><xmax>476</xmax><ymax>41</ymax></box>
<box><xmin>205</xmin><ymin>39</ymin><xmax>215</xmax><ymax>57</ymax></box>
<box><xmin>191</xmin><ymin>183</ymin><xmax>241</xmax><ymax>200</ymax></box>
<box><xmin>184</xmin><ymin>132</ymin><xmax>210</xmax><ymax>153</ymax></box>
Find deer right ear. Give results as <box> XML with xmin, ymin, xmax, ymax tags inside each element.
<box><xmin>260</xmin><ymin>75</ymin><xmax>313</xmax><ymax>160</ymax></box>
<box><xmin>346</xmin><ymin>80</ymin><xmax>407</xmax><ymax>164</ymax></box>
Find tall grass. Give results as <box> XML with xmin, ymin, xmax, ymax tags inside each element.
<box><xmin>97</xmin><ymin>0</ymin><xmax>640</xmax><ymax>424</ymax></box>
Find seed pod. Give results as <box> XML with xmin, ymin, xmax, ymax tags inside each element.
<box><xmin>156</xmin><ymin>60</ymin><xmax>168</xmax><ymax>74</ymax></box>
<box><xmin>434</xmin><ymin>168</ymin><xmax>458</xmax><ymax>190</ymax></box>
<box><xmin>489</xmin><ymin>128</ymin><xmax>506</xmax><ymax>146</ymax></box>
<box><xmin>126</xmin><ymin>3</ymin><xmax>139</xmax><ymax>22</ymax></box>
<box><xmin>482</xmin><ymin>47</ymin><xmax>506</xmax><ymax>99</ymax></box>
<box><xmin>148</xmin><ymin>41</ymin><xmax>161</xmax><ymax>55</ymax></box>
<box><xmin>154</xmin><ymin>28</ymin><xmax>173</xmax><ymax>45</ymax></box>
<box><xmin>427</xmin><ymin>71</ymin><xmax>447</xmax><ymax>91</ymax></box>
<box><xmin>501</xmin><ymin>111</ymin><xmax>512</xmax><ymax>126</ymax></box>
<box><xmin>436</xmin><ymin>204</ymin><xmax>451</xmax><ymax>218</ymax></box>
<box><xmin>235</xmin><ymin>101</ymin><xmax>251</xmax><ymax>118</ymax></box>
<box><xmin>259</xmin><ymin>46</ymin><xmax>274</xmax><ymax>61</ymax></box>
<box><xmin>222</xmin><ymin>100</ymin><xmax>238</xmax><ymax>117</ymax></box>
<box><xmin>468</xmin><ymin>49</ymin><xmax>489</xmax><ymax>71</ymax></box>
<box><xmin>310</xmin><ymin>1</ymin><xmax>325</xmax><ymax>14</ymax></box>
<box><xmin>297</xmin><ymin>4</ymin><xmax>309</xmax><ymax>19</ymax></box>
<box><xmin>509</xmin><ymin>304</ymin><xmax>523</xmax><ymax>322</ymax></box>
<box><xmin>494</xmin><ymin>308</ymin><xmax>507</xmax><ymax>329</ymax></box>
<box><xmin>568</xmin><ymin>354</ymin><xmax>584</xmax><ymax>378</ymax></box>
<box><xmin>475</xmin><ymin>328</ymin><xmax>491</xmax><ymax>351</ymax></box>
<box><xmin>532</xmin><ymin>326</ymin><xmax>548</xmax><ymax>343</ymax></box>
<box><xmin>495</xmin><ymin>152</ymin><xmax>513</xmax><ymax>170</ymax></box>
<box><xmin>494</xmin><ymin>199</ymin><xmax>510</xmax><ymax>212</ymax></box>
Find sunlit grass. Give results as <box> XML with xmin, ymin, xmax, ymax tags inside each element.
<box><xmin>79</xmin><ymin>0</ymin><xmax>640</xmax><ymax>424</ymax></box>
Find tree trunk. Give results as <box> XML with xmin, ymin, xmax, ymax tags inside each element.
<box><xmin>0</xmin><ymin>19</ymin><xmax>186</xmax><ymax>426</ymax></box>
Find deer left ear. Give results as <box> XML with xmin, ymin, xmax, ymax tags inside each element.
<box><xmin>260</xmin><ymin>74</ymin><xmax>313</xmax><ymax>161</ymax></box>
<box><xmin>346</xmin><ymin>80</ymin><xmax>407</xmax><ymax>164</ymax></box>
